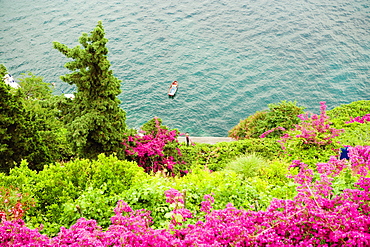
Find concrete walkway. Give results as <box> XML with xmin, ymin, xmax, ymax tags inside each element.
<box><xmin>178</xmin><ymin>136</ymin><xmax>235</xmax><ymax>145</ymax></box>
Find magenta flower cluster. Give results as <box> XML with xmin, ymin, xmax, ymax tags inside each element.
<box><xmin>346</xmin><ymin>114</ymin><xmax>370</xmax><ymax>124</ymax></box>
<box><xmin>122</xmin><ymin>118</ymin><xmax>184</xmax><ymax>176</ymax></box>
<box><xmin>348</xmin><ymin>145</ymin><xmax>370</xmax><ymax>176</ymax></box>
<box><xmin>279</xmin><ymin>101</ymin><xmax>344</xmax><ymax>149</ymax></box>
<box><xmin>164</xmin><ymin>189</ymin><xmax>192</xmax><ymax>226</ymax></box>
<box><xmin>259</xmin><ymin>126</ymin><xmax>286</xmax><ymax>138</ymax></box>
<box><xmin>200</xmin><ymin>194</ymin><xmax>215</xmax><ymax>214</ymax></box>
<box><xmin>1</xmin><ymin>145</ymin><xmax>370</xmax><ymax>246</ymax></box>
<box><xmin>164</xmin><ymin>188</ymin><xmax>184</xmax><ymax>205</ymax></box>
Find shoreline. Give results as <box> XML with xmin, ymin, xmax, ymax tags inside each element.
<box><xmin>177</xmin><ymin>136</ymin><xmax>235</xmax><ymax>145</ymax></box>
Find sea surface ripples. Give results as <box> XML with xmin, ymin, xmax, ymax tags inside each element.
<box><xmin>1</xmin><ymin>0</ymin><xmax>369</xmax><ymax>136</ymax></box>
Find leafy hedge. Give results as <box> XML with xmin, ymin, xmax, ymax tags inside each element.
<box><xmin>180</xmin><ymin>138</ymin><xmax>281</xmax><ymax>171</ymax></box>
<box><xmin>327</xmin><ymin>100</ymin><xmax>370</xmax><ymax>150</ymax></box>
<box><xmin>327</xmin><ymin>100</ymin><xmax>370</xmax><ymax>128</ymax></box>
<box><xmin>0</xmin><ymin>154</ymin><xmax>296</xmax><ymax>236</ymax></box>
<box><xmin>228</xmin><ymin>100</ymin><xmax>305</xmax><ymax>140</ymax></box>
<box><xmin>0</xmin><ymin>154</ymin><xmax>147</xmax><ymax>236</ymax></box>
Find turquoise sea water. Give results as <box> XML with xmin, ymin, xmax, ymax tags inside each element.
<box><xmin>1</xmin><ymin>0</ymin><xmax>369</xmax><ymax>136</ymax></box>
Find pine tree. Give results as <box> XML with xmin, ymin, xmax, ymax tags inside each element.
<box><xmin>53</xmin><ymin>21</ymin><xmax>127</xmax><ymax>159</ymax></box>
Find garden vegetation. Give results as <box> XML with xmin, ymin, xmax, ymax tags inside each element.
<box><xmin>0</xmin><ymin>22</ymin><xmax>369</xmax><ymax>246</ymax></box>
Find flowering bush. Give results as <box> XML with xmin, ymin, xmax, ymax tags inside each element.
<box><xmin>320</xmin><ymin>145</ymin><xmax>370</xmax><ymax>177</ymax></box>
<box><xmin>200</xmin><ymin>194</ymin><xmax>214</xmax><ymax>214</ymax></box>
<box><xmin>348</xmin><ymin>145</ymin><xmax>370</xmax><ymax>176</ymax></box>
<box><xmin>2</xmin><ymin>146</ymin><xmax>369</xmax><ymax>246</ymax></box>
<box><xmin>280</xmin><ymin>101</ymin><xmax>344</xmax><ymax>147</ymax></box>
<box><xmin>164</xmin><ymin>189</ymin><xmax>194</xmax><ymax>227</ymax></box>
<box><xmin>346</xmin><ymin>114</ymin><xmax>370</xmax><ymax>124</ymax></box>
<box><xmin>276</xmin><ymin>102</ymin><xmax>344</xmax><ymax>165</ymax></box>
<box><xmin>122</xmin><ymin>117</ymin><xmax>187</xmax><ymax>176</ymax></box>
<box><xmin>0</xmin><ymin>187</ymin><xmax>35</xmax><ymax>222</ymax></box>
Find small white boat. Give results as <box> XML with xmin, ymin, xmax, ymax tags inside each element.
<box><xmin>168</xmin><ymin>81</ymin><xmax>178</xmax><ymax>96</ymax></box>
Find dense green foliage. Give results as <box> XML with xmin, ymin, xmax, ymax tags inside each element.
<box><xmin>0</xmin><ymin>155</ymin><xmax>147</xmax><ymax>236</ymax></box>
<box><xmin>53</xmin><ymin>21</ymin><xmax>127</xmax><ymax>159</ymax></box>
<box><xmin>180</xmin><ymin>138</ymin><xmax>281</xmax><ymax>171</ymax></box>
<box><xmin>229</xmin><ymin>100</ymin><xmax>305</xmax><ymax>139</ymax></box>
<box><xmin>327</xmin><ymin>100</ymin><xmax>370</xmax><ymax>146</ymax></box>
<box><xmin>0</xmin><ymin>155</ymin><xmax>298</xmax><ymax>236</ymax></box>
<box><xmin>336</xmin><ymin>122</ymin><xmax>370</xmax><ymax>146</ymax></box>
<box><xmin>18</xmin><ymin>72</ymin><xmax>53</xmax><ymax>100</ymax></box>
<box><xmin>18</xmin><ymin>72</ymin><xmax>73</xmax><ymax>163</ymax></box>
<box><xmin>0</xmin><ymin>74</ymin><xmax>53</xmax><ymax>172</ymax></box>
<box><xmin>327</xmin><ymin>100</ymin><xmax>370</xmax><ymax>128</ymax></box>
<box><xmin>0</xmin><ymin>64</ymin><xmax>7</xmax><ymax>78</ymax></box>
<box><xmin>228</xmin><ymin>110</ymin><xmax>268</xmax><ymax>139</ymax></box>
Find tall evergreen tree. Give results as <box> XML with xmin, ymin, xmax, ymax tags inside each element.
<box><xmin>53</xmin><ymin>21</ymin><xmax>127</xmax><ymax>159</ymax></box>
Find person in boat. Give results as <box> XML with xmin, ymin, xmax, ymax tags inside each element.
<box><xmin>168</xmin><ymin>81</ymin><xmax>178</xmax><ymax>97</ymax></box>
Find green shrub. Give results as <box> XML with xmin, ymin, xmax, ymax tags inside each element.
<box><xmin>0</xmin><ymin>160</ymin><xmax>38</xmax><ymax>193</ymax></box>
<box><xmin>0</xmin><ymin>155</ymin><xmax>298</xmax><ymax>235</ymax></box>
<box><xmin>328</xmin><ymin>100</ymin><xmax>370</xmax><ymax>128</ymax></box>
<box><xmin>260</xmin><ymin>100</ymin><xmax>305</xmax><ymax>137</ymax></box>
<box><xmin>325</xmin><ymin>100</ymin><xmax>370</xmax><ymax>148</ymax></box>
<box><xmin>224</xmin><ymin>153</ymin><xmax>267</xmax><ymax>178</ymax></box>
<box><xmin>228</xmin><ymin>100</ymin><xmax>305</xmax><ymax>139</ymax></box>
<box><xmin>57</xmin><ymin>186</ymin><xmax>121</xmax><ymax>232</ymax></box>
<box><xmin>141</xmin><ymin>117</ymin><xmax>169</xmax><ymax>135</ymax></box>
<box><xmin>228</xmin><ymin>110</ymin><xmax>268</xmax><ymax>139</ymax></box>
<box><xmin>0</xmin><ymin>154</ymin><xmax>148</xmax><ymax>236</ymax></box>
<box><xmin>257</xmin><ymin>159</ymin><xmax>291</xmax><ymax>186</ymax></box>
<box><xmin>279</xmin><ymin>136</ymin><xmax>340</xmax><ymax>167</ymax></box>
<box><xmin>335</xmin><ymin>122</ymin><xmax>370</xmax><ymax>146</ymax></box>
<box><xmin>180</xmin><ymin>138</ymin><xmax>281</xmax><ymax>171</ymax></box>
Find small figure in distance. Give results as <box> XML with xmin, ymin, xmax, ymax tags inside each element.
<box><xmin>340</xmin><ymin>146</ymin><xmax>350</xmax><ymax>160</ymax></box>
<box><xmin>185</xmin><ymin>132</ymin><xmax>190</xmax><ymax>146</ymax></box>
